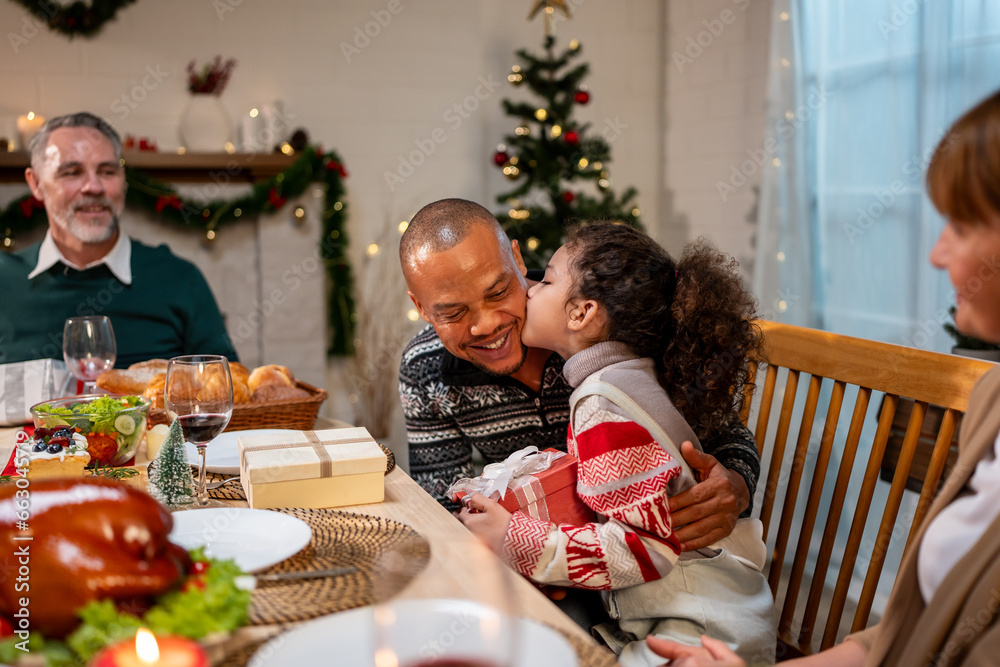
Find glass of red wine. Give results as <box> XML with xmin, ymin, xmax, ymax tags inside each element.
<box><xmin>164</xmin><ymin>355</ymin><xmax>233</xmax><ymax>509</ymax></box>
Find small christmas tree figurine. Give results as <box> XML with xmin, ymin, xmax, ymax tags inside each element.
<box><xmin>492</xmin><ymin>35</ymin><xmax>641</xmax><ymax>267</ymax></box>
<box><xmin>148</xmin><ymin>418</ymin><xmax>195</xmax><ymax>507</ymax></box>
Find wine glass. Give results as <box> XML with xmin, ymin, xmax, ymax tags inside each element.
<box><xmin>165</xmin><ymin>355</ymin><xmax>233</xmax><ymax>509</ymax></box>
<box><xmin>372</xmin><ymin>538</ymin><xmax>520</xmax><ymax>667</ymax></box>
<box><xmin>63</xmin><ymin>316</ymin><xmax>116</xmax><ymax>394</ymax></box>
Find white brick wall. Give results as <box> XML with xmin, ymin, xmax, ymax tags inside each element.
<box><xmin>663</xmin><ymin>0</ymin><xmax>771</xmax><ymax>272</ymax></box>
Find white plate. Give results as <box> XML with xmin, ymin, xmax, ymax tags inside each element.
<box><xmin>184</xmin><ymin>428</ymin><xmax>293</xmax><ymax>475</ymax></box>
<box><xmin>248</xmin><ymin>598</ymin><xmax>577</xmax><ymax>667</ymax></box>
<box><xmin>169</xmin><ymin>508</ymin><xmax>312</xmax><ymax>573</ymax></box>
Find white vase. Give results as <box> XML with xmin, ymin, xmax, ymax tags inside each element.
<box><xmin>179</xmin><ymin>95</ymin><xmax>233</xmax><ymax>151</ymax></box>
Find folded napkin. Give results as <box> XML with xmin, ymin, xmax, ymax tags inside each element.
<box><xmin>0</xmin><ymin>359</ymin><xmax>73</xmax><ymax>426</ymax></box>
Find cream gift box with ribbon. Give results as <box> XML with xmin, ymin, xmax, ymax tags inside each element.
<box><xmin>238</xmin><ymin>427</ymin><xmax>387</xmax><ymax>509</ymax></box>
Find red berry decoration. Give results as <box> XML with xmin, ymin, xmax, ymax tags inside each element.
<box><xmin>493</xmin><ymin>151</ymin><xmax>509</xmax><ymax>167</ymax></box>
<box><xmin>326</xmin><ymin>159</ymin><xmax>348</xmax><ymax>178</ymax></box>
<box><xmin>574</xmin><ymin>90</ymin><xmax>590</xmax><ymax>104</ymax></box>
<box><xmin>191</xmin><ymin>560</ymin><xmax>210</xmax><ymax>575</ymax></box>
<box><xmin>564</xmin><ymin>131</ymin><xmax>579</xmax><ymax>145</ymax></box>
<box><xmin>562</xmin><ymin>191</ymin><xmax>575</xmax><ymax>203</ymax></box>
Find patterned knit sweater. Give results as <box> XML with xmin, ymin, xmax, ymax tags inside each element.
<box><xmin>502</xmin><ymin>341</ymin><xmax>707</xmax><ymax>589</ymax></box>
<box><xmin>398</xmin><ymin>325</ymin><xmax>761</xmax><ymax>506</ymax></box>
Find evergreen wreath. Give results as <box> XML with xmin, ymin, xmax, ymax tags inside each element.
<box><xmin>10</xmin><ymin>0</ymin><xmax>139</xmax><ymax>38</ymax></box>
<box><xmin>0</xmin><ymin>147</ymin><xmax>357</xmax><ymax>356</ymax></box>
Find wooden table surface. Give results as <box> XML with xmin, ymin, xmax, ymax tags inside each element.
<box><xmin>0</xmin><ymin>421</ymin><xmax>610</xmax><ymax>663</ymax></box>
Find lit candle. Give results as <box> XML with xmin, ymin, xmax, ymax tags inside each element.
<box><xmin>91</xmin><ymin>628</ymin><xmax>209</xmax><ymax>667</ymax></box>
<box><xmin>16</xmin><ymin>112</ymin><xmax>45</xmax><ymax>149</ymax></box>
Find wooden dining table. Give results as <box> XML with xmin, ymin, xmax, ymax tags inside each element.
<box><xmin>0</xmin><ymin>420</ymin><xmax>619</xmax><ymax>666</ymax></box>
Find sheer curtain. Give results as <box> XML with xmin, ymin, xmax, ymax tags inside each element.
<box><xmin>756</xmin><ymin>0</ymin><xmax>1000</xmax><ymax>351</ymax></box>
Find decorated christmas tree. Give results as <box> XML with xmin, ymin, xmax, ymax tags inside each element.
<box><xmin>492</xmin><ymin>34</ymin><xmax>642</xmax><ymax>267</ymax></box>
<box><xmin>148</xmin><ymin>419</ymin><xmax>196</xmax><ymax>507</ymax></box>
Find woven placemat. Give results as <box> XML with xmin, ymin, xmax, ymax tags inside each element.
<box><xmin>204</xmin><ymin>470</ymin><xmax>248</xmax><ymax>501</ymax></box>
<box><xmin>216</xmin><ymin>618</ymin><xmax>620</xmax><ymax>667</ymax></box>
<box><xmin>249</xmin><ymin>508</ymin><xmax>429</xmax><ymax>625</ymax></box>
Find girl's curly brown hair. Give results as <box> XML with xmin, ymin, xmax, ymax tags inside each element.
<box><xmin>564</xmin><ymin>222</ymin><xmax>762</xmax><ymax>440</ymax></box>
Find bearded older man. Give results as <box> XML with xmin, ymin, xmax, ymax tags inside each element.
<box><xmin>0</xmin><ymin>112</ymin><xmax>235</xmax><ymax>366</ymax></box>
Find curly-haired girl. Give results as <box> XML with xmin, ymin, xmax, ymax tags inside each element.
<box><xmin>460</xmin><ymin>222</ymin><xmax>775</xmax><ymax>666</ymax></box>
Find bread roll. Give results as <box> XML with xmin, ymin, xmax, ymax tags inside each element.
<box><xmin>163</xmin><ymin>367</ymin><xmax>199</xmax><ymax>403</ymax></box>
<box><xmin>96</xmin><ymin>367</ymin><xmax>162</xmax><ymax>395</ymax></box>
<box><xmin>248</xmin><ymin>364</ymin><xmax>295</xmax><ymax>395</ymax></box>
<box><xmin>143</xmin><ymin>373</ymin><xmax>166</xmax><ymax>409</ymax></box>
<box><xmin>253</xmin><ymin>384</ymin><xmax>310</xmax><ymax>402</ymax></box>
<box><xmin>129</xmin><ymin>359</ymin><xmax>169</xmax><ymax>374</ymax></box>
<box><xmin>230</xmin><ymin>361</ymin><xmax>251</xmax><ymax>384</ymax></box>
<box><xmin>233</xmin><ymin>377</ymin><xmax>252</xmax><ymax>404</ymax></box>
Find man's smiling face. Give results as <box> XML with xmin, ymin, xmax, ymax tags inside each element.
<box><xmin>405</xmin><ymin>223</ymin><xmax>530</xmax><ymax>376</ymax></box>
<box><xmin>26</xmin><ymin>125</ymin><xmax>125</xmax><ymax>247</ymax></box>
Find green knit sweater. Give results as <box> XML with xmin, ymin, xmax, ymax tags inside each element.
<box><xmin>0</xmin><ymin>240</ymin><xmax>237</xmax><ymax>367</ymax></box>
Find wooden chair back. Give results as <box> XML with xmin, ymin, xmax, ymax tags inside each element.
<box><xmin>743</xmin><ymin>320</ymin><xmax>995</xmax><ymax>658</ymax></box>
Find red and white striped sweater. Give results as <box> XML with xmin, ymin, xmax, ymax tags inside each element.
<box><xmin>502</xmin><ymin>342</ymin><xmax>701</xmax><ymax>590</ymax></box>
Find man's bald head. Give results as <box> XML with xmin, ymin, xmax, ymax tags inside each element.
<box><xmin>400</xmin><ymin>198</ymin><xmax>509</xmax><ymax>278</ymax></box>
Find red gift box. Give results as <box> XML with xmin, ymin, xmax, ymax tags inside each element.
<box><xmin>455</xmin><ymin>448</ymin><xmax>596</xmax><ymax>526</ymax></box>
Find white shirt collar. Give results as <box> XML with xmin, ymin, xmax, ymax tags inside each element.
<box><xmin>28</xmin><ymin>229</ymin><xmax>133</xmax><ymax>285</ymax></box>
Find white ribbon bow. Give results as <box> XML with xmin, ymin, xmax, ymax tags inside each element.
<box><xmin>480</xmin><ymin>445</ymin><xmax>556</xmax><ymax>500</ymax></box>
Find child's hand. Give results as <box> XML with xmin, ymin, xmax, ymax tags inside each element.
<box><xmin>456</xmin><ymin>493</ymin><xmax>514</xmax><ymax>555</ymax></box>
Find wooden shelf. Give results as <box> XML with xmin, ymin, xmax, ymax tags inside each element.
<box><xmin>0</xmin><ymin>150</ymin><xmax>299</xmax><ymax>184</ymax></box>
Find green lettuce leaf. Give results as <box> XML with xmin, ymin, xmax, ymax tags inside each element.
<box><xmin>5</xmin><ymin>550</ymin><xmax>250</xmax><ymax>666</ymax></box>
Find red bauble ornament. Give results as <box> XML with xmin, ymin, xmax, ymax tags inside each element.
<box><xmin>326</xmin><ymin>159</ymin><xmax>348</xmax><ymax>178</ymax></box>
<box><xmin>268</xmin><ymin>187</ymin><xmax>287</xmax><ymax>209</ymax></box>
<box><xmin>154</xmin><ymin>195</ymin><xmax>183</xmax><ymax>213</ymax></box>
<box><xmin>19</xmin><ymin>196</ymin><xmax>43</xmax><ymax>219</ymax></box>
<box><xmin>564</xmin><ymin>131</ymin><xmax>579</xmax><ymax>145</ymax></box>
<box><xmin>493</xmin><ymin>151</ymin><xmax>509</xmax><ymax>167</ymax></box>
<box><xmin>574</xmin><ymin>90</ymin><xmax>590</xmax><ymax>104</ymax></box>
<box><xmin>562</xmin><ymin>191</ymin><xmax>575</xmax><ymax>203</ymax></box>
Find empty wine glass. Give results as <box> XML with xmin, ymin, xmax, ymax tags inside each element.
<box><xmin>165</xmin><ymin>355</ymin><xmax>233</xmax><ymax>509</ymax></box>
<box><xmin>372</xmin><ymin>539</ymin><xmax>520</xmax><ymax>667</ymax></box>
<box><xmin>63</xmin><ymin>316</ymin><xmax>116</xmax><ymax>394</ymax></box>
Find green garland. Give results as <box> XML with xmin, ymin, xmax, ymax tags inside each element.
<box><xmin>10</xmin><ymin>0</ymin><xmax>139</xmax><ymax>38</ymax></box>
<box><xmin>0</xmin><ymin>147</ymin><xmax>356</xmax><ymax>356</ymax></box>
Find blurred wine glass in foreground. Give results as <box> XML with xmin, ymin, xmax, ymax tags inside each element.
<box><xmin>63</xmin><ymin>316</ymin><xmax>116</xmax><ymax>394</ymax></box>
<box><xmin>373</xmin><ymin>538</ymin><xmax>519</xmax><ymax>667</ymax></box>
<box><xmin>165</xmin><ymin>355</ymin><xmax>233</xmax><ymax>509</ymax></box>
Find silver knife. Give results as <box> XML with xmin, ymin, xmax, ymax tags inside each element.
<box><xmin>254</xmin><ymin>565</ymin><xmax>358</xmax><ymax>582</ymax></box>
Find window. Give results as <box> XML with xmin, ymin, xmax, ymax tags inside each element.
<box><xmin>757</xmin><ymin>0</ymin><xmax>1000</xmax><ymax>350</ymax></box>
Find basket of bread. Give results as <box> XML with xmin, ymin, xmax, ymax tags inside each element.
<box><xmin>96</xmin><ymin>360</ymin><xmax>328</xmax><ymax>432</ymax></box>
